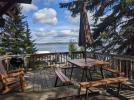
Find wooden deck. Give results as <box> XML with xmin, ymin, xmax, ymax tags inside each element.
<box><xmin>0</xmin><ymin>86</ymin><xmax>120</xmax><ymax>100</ymax></box>
<box><xmin>0</xmin><ymin>67</ymin><xmax>134</xmax><ymax>100</ymax></box>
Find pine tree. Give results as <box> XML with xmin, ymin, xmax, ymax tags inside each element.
<box><xmin>0</xmin><ymin>31</ymin><xmax>11</xmax><ymax>54</ymax></box>
<box><xmin>0</xmin><ymin>4</ymin><xmax>36</xmax><ymax>55</ymax></box>
<box><xmin>23</xmin><ymin>23</ymin><xmax>37</xmax><ymax>54</ymax></box>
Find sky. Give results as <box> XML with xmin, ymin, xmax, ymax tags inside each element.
<box><xmin>20</xmin><ymin>0</ymin><xmax>93</xmax><ymax>43</ymax></box>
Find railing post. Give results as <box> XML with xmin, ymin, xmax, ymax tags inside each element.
<box><xmin>130</xmin><ymin>60</ymin><xmax>133</xmax><ymax>80</ymax></box>
<box><xmin>119</xmin><ymin>60</ymin><xmax>122</xmax><ymax>74</ymax></box>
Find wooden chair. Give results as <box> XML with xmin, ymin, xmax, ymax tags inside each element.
<box><xmin>0</xmin><ymin>58</ymin><xmax>26</xmax><ymax>94</ymax></box>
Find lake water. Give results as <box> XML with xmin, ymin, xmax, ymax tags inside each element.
<box><xmin>35</xmin><ymin>43</ymin><xmax>71</xmax><ymax>53</ymax></box>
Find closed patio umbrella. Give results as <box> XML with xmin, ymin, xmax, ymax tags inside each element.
<box><xmin>78</xmin><ymin>0</ymin><xmax>94</xmax><ymax>62</ymax></box>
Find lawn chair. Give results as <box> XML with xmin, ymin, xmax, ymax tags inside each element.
<box><xmin>0</xmin><ymin>57</ymin><xmax>26</xmax><ymax>94</ymax></box>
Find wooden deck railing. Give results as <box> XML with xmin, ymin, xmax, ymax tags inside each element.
<box><xmin>87</xmin><ymin>52</ymin><xmax>134</xmax><ymax>80</ymax></box>
<box><xmin>26</xmin><ymin>52</ymin><xmax>134</xmax><ymax>80</ymax></box>
<box><xmin>3</xmin><ymin>52</ymin><xmax>134</xmax><ymax>80</ymax></box>
<box><xmin>28</xmin><ymin>52</ymin><xmax>84</xmax><ymax>69</ymax></box>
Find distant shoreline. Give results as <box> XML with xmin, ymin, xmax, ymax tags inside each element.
<box><xmin>35</xmin><ymin>42</ymin><xmax>79</xmax><ymax>53</ymax></box>
<box><xmin>35</xmin><ymin>42</ymin><xmax>78</xmax><ymax>45</ymax></box>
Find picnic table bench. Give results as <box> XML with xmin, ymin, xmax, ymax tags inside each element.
<box><xmin>55</xmin><ymin>69</ymin><xmax>71</xmax><ymax>86</ymax></box>
<box><xmin>79</xmin><ymin>77</ymin><xmax>128</xmax><ymax>87</ymax></box>
<box><xmin>79</xmin><ymin>77</ymin><xmax>128</xmax><ymax>98</ymax></box>
<box><xmin>102</xmin><ymin>67</ymin><xmax>124</xmax><ymax>76</ymax></box>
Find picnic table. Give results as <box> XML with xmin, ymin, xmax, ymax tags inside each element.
<box><xmin>68</xmin><ymin>58</ymin><xmax>110</xmax><ymax>81</ymax></box>
<box><xmin>67</xmin><ymin>58</ymin><xmax>128</xmax><ymax>98</ymax></box>
<box><xmin>54</xmin><ymin>58</ymin><xmax>128</xmax><ymax>99</ymax></box>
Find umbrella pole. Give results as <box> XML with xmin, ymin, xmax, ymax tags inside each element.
<box><xmin>85</xmin><ymin>46</ymin><xmax>87</xmax><ymax>62</ymax></box>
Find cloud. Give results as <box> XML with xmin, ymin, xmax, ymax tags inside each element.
<box><xmin>44</xmin><ymin>0</ymin><xmax>69</xmax><ymax>6</ymax></box>
<box><xmin>33</xmin><ymin>8</ymin><xmax>58</xmax><ymax>25</ymax></box>
<box><xmin>34</xmin><ymin>28</ymin><xmax>78</xmax><ymax>37</ymax></box>
<box><xmin>62</xmin><ymin>0</ymin><xmax>70</xmax><ymax>2</ymax></box>
<box><xmin>35</xmin><ymin>36</ymin><xmax>77</xmax><ymax>44</ymax></box>
<box><xmin>44</xmin><ymin>0</ymin><xmax>56</xmax><ymax>6</ymax></box>
<box><xmin>34</xmin><ymin>28</ymin><xmax>46</xmax><ymax>33</ymax></box>
<box><xmin>34</xmin><ymin>28</ymin><xmax>57</xmax><ymax>37</ymax></box>
<box><xmin>59</xmin><ymin>29</ymin><xmax>78</xmax><ymax>37</ymax></box>
<box><xmin>20</xmin><ymin>4</ymin><xmax>38</xmax><ymax>13</ymax></box>
<box><xmin>33</xmin><ymin>27</ymin><xmax>79</xmax><ymax>43</ymax></box>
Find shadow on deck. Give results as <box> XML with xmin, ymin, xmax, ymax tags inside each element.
<box><xmin>0</xmin><ymin>67</ymin><xmax>134</xmax><ymax>100</ymax></box>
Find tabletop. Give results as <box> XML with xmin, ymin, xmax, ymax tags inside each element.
<box><xmin>68</xmin><ymin>58</ymin><xmax>110</xmax><ymax>68</ymax></box>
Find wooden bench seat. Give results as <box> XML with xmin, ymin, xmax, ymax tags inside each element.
<box><xmin>79</xmin><ymin>77</ymin><xmax>128</xmax><ymax>98</ymax></box>
<box><xmin>55</xmin><ymin>69</ymin><xmax>71</xmax><ymax>86</ymax></box>
<box><xmin>79</xmin><ymin>77</ymin><xmax>128</xmax><ymax>88</ymax></box>
<box><xmin>102</xmin><ymin>67</ymin><xmax>124</xmax><ymax>75</ymax></box>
